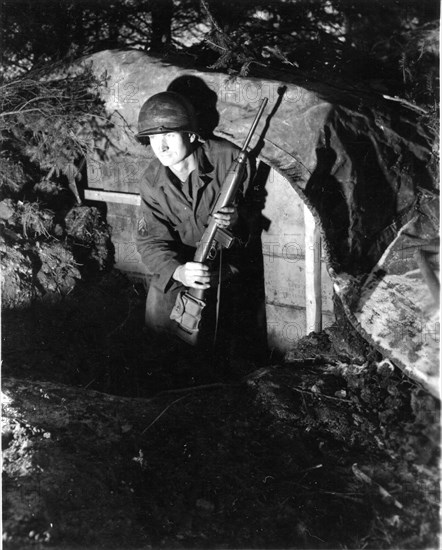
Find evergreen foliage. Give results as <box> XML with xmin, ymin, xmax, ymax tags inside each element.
<box><xmin>1</xmin><ymin>0</ymin><xmax>438</xmax><ymax>111</ymax></box>
<box><xmin>0</xmin><ymin>63</ymin><xmax>113</xmax><ymax>298</ymax></box>
<box><xmin>0</xmin><ymin>64</ymin><xmax>108</xmax><ymax>197</ymax></box>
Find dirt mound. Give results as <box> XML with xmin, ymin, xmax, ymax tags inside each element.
<box><xmin>2</xmin><ymin>272</ymin><xmax>440</xmax><ymax>549</ymax></box>
<box><xmin>2</xmin><ymin>364</ymin><xmax>439</xmax><ymax>549</ymax></box>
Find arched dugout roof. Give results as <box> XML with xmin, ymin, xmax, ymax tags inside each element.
<box><xmin>79</xmin><ymin>49</ymin><xmax>438</xmax><ymax>396</ymax></box>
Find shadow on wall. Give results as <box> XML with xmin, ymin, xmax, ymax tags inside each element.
<box><xmin>304</xmin><ymin>126</ymin><xmax>349</xmax><ymax>273</ymax></box>
<box><xmin>167</xmin><ymin>75</ymin><xmax>219</xmax><ymax>139</ymax></box>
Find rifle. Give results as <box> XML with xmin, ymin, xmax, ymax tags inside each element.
<box><xmin>170</xmin><ymin>97</ymin><xmax>268</xmax><ymax>346</ymax></box>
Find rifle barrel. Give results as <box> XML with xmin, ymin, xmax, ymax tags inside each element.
<box><xmin>241</xmin><ymin>97</ymin><xmax>268</xmax><ymax>153</ymax></box>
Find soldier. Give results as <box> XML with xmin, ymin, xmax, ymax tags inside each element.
<box><xmin>135</xmin><ymin>91</ymin><xmax>252</xmax><ymax>354</ymax></box>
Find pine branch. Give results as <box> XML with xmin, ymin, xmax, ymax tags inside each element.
<box><xmin>0</xmin><ymin>64</ymin><xmax>110</xmax><ymax>195</ymax></box>
<box><xmin>200</xmin><ymin>0</ymin><xmax>225</xmax><ymax>36</ymax></box>
<box><xmin>200</xmin><ymin>0</ymin><xmax>261</xmax><ymax>75</ymax></box>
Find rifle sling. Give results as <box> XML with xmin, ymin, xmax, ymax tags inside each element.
<box><xmin>213</xmin><ymin>248</ymin><xmax>223</xmax><ymax>347</ymax></box>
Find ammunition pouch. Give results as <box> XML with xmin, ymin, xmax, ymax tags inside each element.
<box><xmin>170</xmin><ymin>290</ymin><xmax>206</xmax><ymax>335</ymax></box>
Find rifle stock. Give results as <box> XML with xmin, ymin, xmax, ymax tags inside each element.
<box><xmin>170</xmin><ymin>98</ymin><xmax>268</xmax><ymax>345</ymax></box>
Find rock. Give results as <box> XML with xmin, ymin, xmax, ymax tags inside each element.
<box><xmin>284</xmin><ymin>331</ymin><xmax>337</xmax><ymax>364</ymax></box>
<box><xmin>0</xmin><ymin>243</ymin><xmax>36</xmax><ymax>308</ymax></box>
<box><xmin>36</xmin><ymin>242</ymin><xmax>81</xmax><ymax>295</ymax></box>
<box><xmin>1</xmin><ymin>227</ymin><xmax>20</xmax><ymax>242</ymax></box>
<box><xmin>326</xmin><ymin>294</ymin><xmax>371</xmax><ymax>365</ymax></box>
<box><xmin>0</xmin><ymin>199</ymin><xmax>15</xmax><ymax>220</ymax></box>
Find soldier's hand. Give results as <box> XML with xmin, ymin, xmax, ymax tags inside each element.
<box><xmin>173</xmin><ymin>262</ymin><xmax>211</xmax><ymax>289</ymax></box>
<box><xmin>213</xmin><ymin>205</ymin><xmax>238</xmax><ymax>229</ymax></box>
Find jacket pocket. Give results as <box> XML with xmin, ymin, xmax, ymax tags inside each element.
<box><xmin>174</xmin><ymin>212</ymin><xmax>198</xmax><ymax>246</ymax></box>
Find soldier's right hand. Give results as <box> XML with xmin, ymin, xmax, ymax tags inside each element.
<box><xmin>173</xmin><ymin>262</ymin><xmax>211</xmax><ymax>289</ymax></box>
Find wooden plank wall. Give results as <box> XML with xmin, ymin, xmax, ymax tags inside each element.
<box><xmin>261</xmin><ymin>168</ymin><xmax>335</xmax><ymax>353</ymax></box>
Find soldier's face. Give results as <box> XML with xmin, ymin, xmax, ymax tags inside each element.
<box><xmin>150</xmin><ymin>132</ymin><xmax>195</xmax><ymax>167</ymax></box>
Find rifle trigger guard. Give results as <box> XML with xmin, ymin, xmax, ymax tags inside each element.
<box><xmin>208</xmin><ymin>245</ymin><xmax>217</xmax><ymax>261</ymax></box>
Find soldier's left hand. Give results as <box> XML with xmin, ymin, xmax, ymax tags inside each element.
<box><xmin>213</xmin><ymin>205</ymin><xmax>238</xmax><ymax>229</ymax></box>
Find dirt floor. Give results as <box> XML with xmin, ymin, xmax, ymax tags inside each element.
<box><xmin>2</xmin><ymin>270</ymin><xmax>440</xmax><ymax>550</ymax></box>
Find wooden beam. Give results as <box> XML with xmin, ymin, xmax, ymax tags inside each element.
<box><xmin>84</xmin><ymin>189</ymin><xmax>141</xmax><ymax>206</ymax></box>
<box><xmin>304</xmin><ymin>204</ymin><xmax>322</xmax><ymax>333</ymax></box>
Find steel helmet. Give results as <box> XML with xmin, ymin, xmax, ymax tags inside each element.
<box><xmin>135</xmin><ymin>91</ymin><xmax>199</xmax><ymax>140</ymax></box>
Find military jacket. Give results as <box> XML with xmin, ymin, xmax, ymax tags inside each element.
<box><xmin>137</xmin><ymin>138</ymin><xmax>251</xmax><ymax>293</ymax></box>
